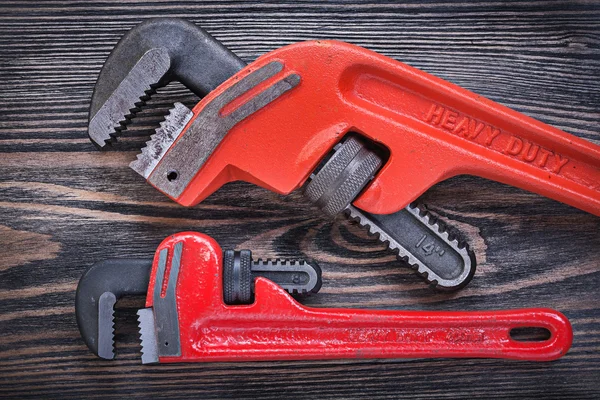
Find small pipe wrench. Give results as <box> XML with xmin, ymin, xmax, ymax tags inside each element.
<box><xmin>76</xmin><ymin>232</ymin><xmax>572</xmax><ymax>363</ymax></box>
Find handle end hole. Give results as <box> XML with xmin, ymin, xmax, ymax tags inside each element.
<box><xmin>510</xmin><ymin>327</ymin><xmax>551</xmax><ymax>342</ymax></box>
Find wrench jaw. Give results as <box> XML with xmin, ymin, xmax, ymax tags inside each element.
<box><xmin>88</xmin><ymin>17</ymin><xmax>245</xmax><ymax>148</ymax></box>
<box><xmin>135</xmin><ymin>232</ymin><xmax>221</xmax><ymax>364</ymax></box>
<box><xmin>75</xmin><ymin>236</ymin><xmax>193</xmax><ymax>363</ymax></box>
<box><xmin>136</xmin><ymin>242</ymin><xmax>183</xmax><ymax>364</ymax></box>
<box><xmin>137</xmin><ymin>308</ymin><xmax>159</xmax><ymax>364</ymax></box>
<box><xmin>75</xmin><ymin>259</ymin><xmax>152</xmax><ymax>359</ymax></box>
<box><xmin>129</xmin><ymin>102</ymin><xmax>193</xmax><ymax>179</ymax></box>
<box><xmin>142</xmin><ymin>62</ymin><xmax>301</xmax><ymax>202</ymax></box>
<box><xmin>88</xmin><ymin>48</ymin><xmax>170</xmax><ymax>148</ymax></box>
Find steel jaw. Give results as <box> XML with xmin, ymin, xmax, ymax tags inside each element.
<box><xmin>141</xmin><ymin>61</ymin><xmax>300</xmax><ymax>199</ymax></box>
<box><xmin>137</xmin><ymin>243</ymin><xmax>182</xmax><ymax>364</ymax></box>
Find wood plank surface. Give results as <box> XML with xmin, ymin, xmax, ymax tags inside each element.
<box><xmin>0</xmin><ymin>0</ymin><xmax>599</xmax><ymax>398</ymax></box>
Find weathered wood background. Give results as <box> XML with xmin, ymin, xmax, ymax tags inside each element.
<box><xmin>0</xmin><ymin>1</ymin><xmax>599</xmax><ymax>398</ymax></box>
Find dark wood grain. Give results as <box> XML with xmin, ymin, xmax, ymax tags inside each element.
<box><xmin>0</xmin><ymin>1</ymin><xmax>599</xmax><ymax>399</ymax></box>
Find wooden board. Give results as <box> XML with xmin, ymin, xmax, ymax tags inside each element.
<box><xmin>0</xmin><ymin>1</ymin><xmax>599</xmax><ymax>398</ymax></box>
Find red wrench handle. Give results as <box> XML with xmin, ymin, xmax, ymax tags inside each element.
<box><xmin>148</xmin><ymin>233</ymin><xmax>572</xmax><ymax>363</ymax></box>
<box><xmin>175</xmin><ymin>41</ymin><xmax>600</xmax><ymax>216</ymax></box>
<box><xmin>177</xmin><ymin>288</ymin><xmax>571</xmax><ymax>363</ymax></box>
<box><xmin>343</xmin><ymin>56</ymin><xmax>600</xmax><ymax>216</ymax></box>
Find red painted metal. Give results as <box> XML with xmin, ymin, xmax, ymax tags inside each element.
<box><xmin>146</xmin><ymin>232</ymin><xmax>572</xmax><ymax>362</ymax></box>
<box><xmin>154</xmin><ymin>41</ymin><xmax>600</xmax><ymax>216</ymax></box>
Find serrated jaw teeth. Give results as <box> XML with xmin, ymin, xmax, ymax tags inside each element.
<box><xmin>97</xmin><ymin>292</ymin><xmax>117</xmax><ymax>360</ymax></box>
<box><xmin>345</xmin><ymin>204</ymin><xmax>475</xmax><ymax>290</ymax></box>
<box><xmin>130</xmin><ymin>102</ymin><xmax>193</xmax><ymax>179</ymax></box>
<box><xmin>137</xmin><ymin>308</ymin><xmax>159</xmax><ymax>364</ymax></box>
<box><xmin>88</xmin><ymin>47</ymin><xmax>171</xmax><ymax>148</ymax></box>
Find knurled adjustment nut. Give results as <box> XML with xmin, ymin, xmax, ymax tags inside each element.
<box><xmin>223</xmin><ymin>249</ymin><xmax>253</xmax><ymax>305</ymax></box>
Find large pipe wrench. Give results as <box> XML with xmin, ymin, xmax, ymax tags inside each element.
<box><xmin>88</xmin><ymin>19</ymin><xmax>599</xmax><ymax>291</ymax></box>
<box><xmin>76</xmin><ymin>232</ymin><xmax>572</xmax><ymax>363</ymax></box>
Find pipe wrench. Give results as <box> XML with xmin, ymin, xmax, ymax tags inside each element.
<box><xmin>76</xmin><ymin>232</ymin><xmax>572</xmax><ymax>363</ymax></box>
<box><xmin>88</xmin><ymin>20</ymin><xmax>599</xmax><ymax>291</ymax></box>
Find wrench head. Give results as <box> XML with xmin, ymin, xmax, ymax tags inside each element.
<box><xmin>88</xmin><ymin>17</ymin><xmax>245</xmax><ymax>148</ymax></box>
<box><xmin>75</xmin><ymin>259</ymin><xmax>152</xmax><ymax>359</ymax></box>
<box><xmin>128</xmin><ymin>61</ymin><xmax>301</xmax><ymax>204</ymax></box>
